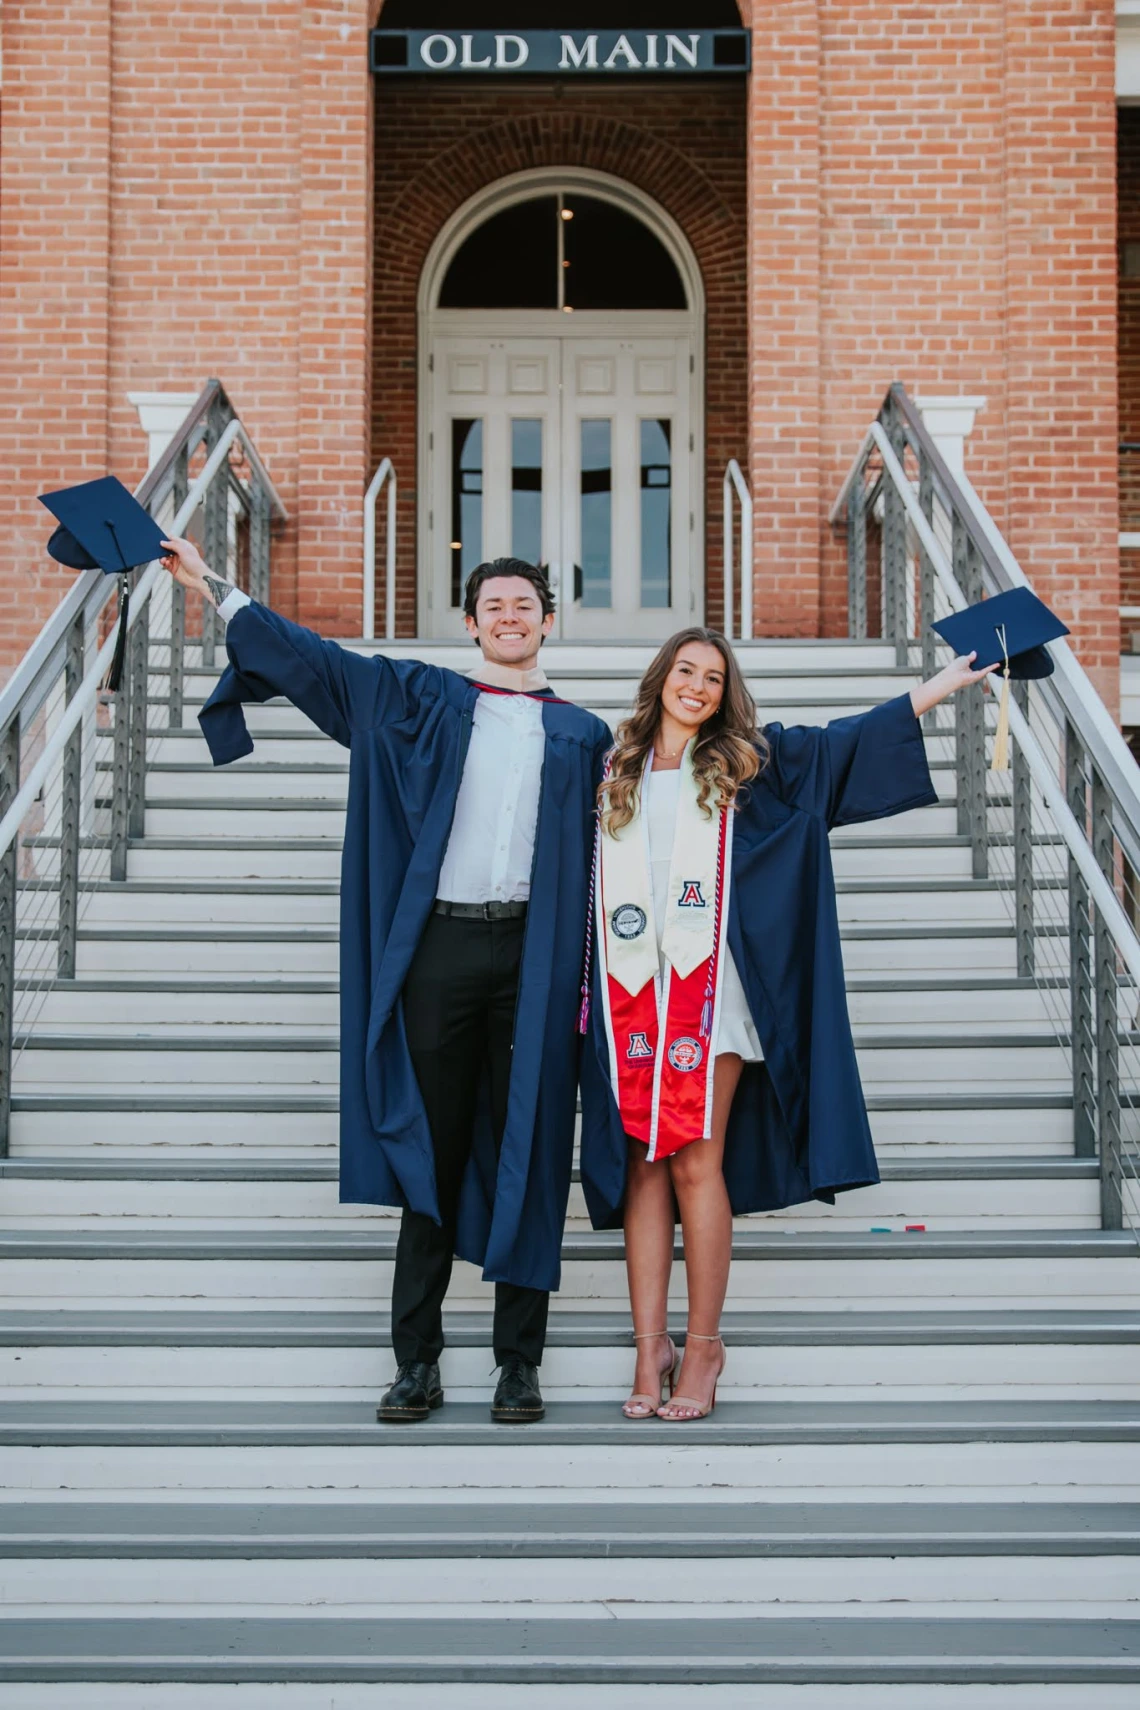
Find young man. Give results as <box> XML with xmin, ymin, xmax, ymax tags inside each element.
<box><xmin>159</xmin><ymin>542</ymin><xmax>611</xmax><ymax>1424</ymax></box>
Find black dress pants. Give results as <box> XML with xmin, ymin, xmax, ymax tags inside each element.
<box><xmin>391</xmin><ymin>910</ymin><xmax>550</xmax><ymax>1368</ymax></box>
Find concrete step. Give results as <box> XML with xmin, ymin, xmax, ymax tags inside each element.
<box><xmin>0</xmin><ymin>1159</ymin><xmax>1099</xmax><ymax>1230</ymax></box>
<box><xmin>0</xmin><ymin>1308</ymin><xmax>1133</xmax><ymax>1398</ymax></box>
<box><xmin>21</xmin><ymin>972</ymin><xmax>1067</xmax><ymax>1032</ymax></box>
<box><xmin>0</xmin><ymin>1613</ymin><xmax>1137</xmax><ymax>1687</ymax></box>
<box><xmin>128</xmin><ymin>726</ymin><xmax>966</xmax><ymax>776</ymax></box>
<box><xmin>30</xmin><ymin>831</ymin><xmax>998</xmax><ymax>882</ymax></box>
<box><xmin>24</xmin><ymin>924</ymin><xmax>1065</xmax><ymax>978</ymax></box>
<box><xmin>6</xmin><ymin>1097</ymin><xmax>1075</xmax><ymax>1157</ymax></box>
<box><xmin>149</xmin><ymin>692</ymin><xmax>904</xmax><ymax>730</ymax></box>
<box><xmin>10</xmin><ymin>1028</ymin><xmax>1075</xmax><ymax>1097</ymax></box>
<box><xmin>1</xmin><ymin>1229</ymin><xmax>1133</xmax><ymax>1312</ymax></box>
<box><xmin>111</xmin><ymin>797</ymin><xmax>963</xmax><ymax>839</ymax></box>
<box><xmin>3</xmin><ymin>1500</ymin><xmax>1137</xmax><ymax>1614</ymax></box>
<box><xmin>155</xmin><ymin>636</ymin><xmax>909</xmax><ymax>672</ymax></box>
<box><xmin>4</xmin><ymin>1495</ymin><xmax>1132</xmax><ymax>1557</ymax></box>
<box><xmin>0</xmin><ymin>1690</ymin><xmax>1132</xmax><ymax>1710</ymax></box>
<box><xmin>1</xmin><ymin>1395</ymin><xmax>1138</xmax><ymax>1448</ymax></box>
<box><xmin>47</xmin><ymin>877</ymin><xmax>1061</xmax><ymax>933</ymax></box>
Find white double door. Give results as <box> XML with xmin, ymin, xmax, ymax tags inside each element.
<box><xmin>424</xmin><ymin>328</ymin><xmax>698</xmax><ymax>640</ymax></box>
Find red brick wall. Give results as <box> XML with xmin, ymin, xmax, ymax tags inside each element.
<box><xmin>746</xmin><ymin>0</ymin><xmax>821</xmax><ymax>638</ymax></box>
<box><xmin>0</xmin><ymin>0</ymin><xmax>1122</xmax><ymax>692</ymax></box>
<box><xmin>370</xmin><ymin>80</ymin><xmax>748</xmax><ymax>636</ymax></box>
<box><xmin>1003</xmin><ymin>1</ymin><xmax>1118</xmax><ymax>712</ymax></box>
<box><xmin>0</xmin><ymin>0</ymin><xmax>376</xmax><ymax>674</ymax></box>
<box><xmin>807</xmin><ymin>0</ymin><xmax>1118</xmax><ymax>706</ymax></box>
<box><xmin>1119</xmin><ymin>107</ymin><xmax>1140</xmax><ymax>657</ymax></box>
<box><xmin>0</xmin><ymin>0</ymin><xmax>114</xmax><ymax>673</ymax></box>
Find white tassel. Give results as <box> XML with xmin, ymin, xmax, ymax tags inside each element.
<box><xmin>990</xmin><ymin>670</ymin><xmax>1011</xmax><ymax>771</ymax></box>
<box><xmin>990</xmin><ymin>622</ymin><xmax>1011</xmax><ymax>772</ymax></box>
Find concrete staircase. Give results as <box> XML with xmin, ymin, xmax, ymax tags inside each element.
<box><xmin>1</xmin><ymin>638</ymin><xmax>1138</xmax><ymax>1703</ymax></box>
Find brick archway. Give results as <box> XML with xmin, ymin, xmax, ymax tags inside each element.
<box><xmin>371</xmin><ymin>92</ymin><xmax>747</xmax><ymax>635</ymax></box>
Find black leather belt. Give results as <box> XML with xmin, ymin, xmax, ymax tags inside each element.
<box><xmin>433</xmin><ymin>899</ymin><xmax>528</xmax><ymax>921</ymax></box>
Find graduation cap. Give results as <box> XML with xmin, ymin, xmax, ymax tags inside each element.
<box><xmin>39</xmin><ymin>476</ymin><xmax>167</xmax><ymax>691</ymax></box>
<box><xmin>931</xmin><ymin>586</ymin><xmax>1070</xmax><ymax>771</ymax></box>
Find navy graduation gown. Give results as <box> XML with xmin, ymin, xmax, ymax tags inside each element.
<box><xmin>579</xmin><ymin>693</ymin><xmax>939</xmax><ymax>1228</ymax></box>
<box><xmin>199</xmin><ymin>603</ymin><xmax>612</xmax><ymax>1293</ymax></box>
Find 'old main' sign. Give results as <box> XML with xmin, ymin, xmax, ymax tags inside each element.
<box><xmin>370</xmin><ymin>30</ymin><xmax>750</xmax><ymax>77</ymax></box>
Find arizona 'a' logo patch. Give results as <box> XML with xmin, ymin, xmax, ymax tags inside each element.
<box><xmin>626</xmin><ymin>1031</ymin><xmax>654</xmax><ymax>1061</ymax></box>
<box><xmin>667</xmin><ymin>1036</ymin><xmax>704</xmax><ymax>1073</ymax></box>
<box><xmin>677</xmin><ymin>879</ymin><xmax>706</xmax><ymax>908</ymax></box>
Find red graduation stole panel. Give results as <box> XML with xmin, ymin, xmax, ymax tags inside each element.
<box><xmin>589</xmin><ymin>753</ymin><xmax>733</xmax><ymax>1161</ymax></box>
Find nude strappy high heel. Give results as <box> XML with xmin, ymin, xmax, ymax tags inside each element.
<box><xmin>657</xmin><ymin>1331</ymin><xmax>725</xmax><ymax>1422</ymax></box>
<box><xmin>622</xmin><ymin>1329</ymin><xmax>678</xmax><ymax>1419</ymax></box>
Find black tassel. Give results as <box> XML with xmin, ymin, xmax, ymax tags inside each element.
<box><xmin>103</xmin><ymin>574</ymin><xmax>130</xmax><ymax>693</ymax></box>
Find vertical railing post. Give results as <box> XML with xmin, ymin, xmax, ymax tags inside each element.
<box><xmin>1092</xmin><ymin>768</ymin><xmax>1123</xmax><ymax>1229</ymax></box>
<box><xmin>127</xmin><ymin>580</ymin><xmax>149</xmax><ymax>842</ymax></box>
<box><xmin>0</xmin><ymin>718</ymin><xmax>19</xmax><ymax>1156</ymax></box>
<box><xmin>952</xmin><ymin>512</ymin><xmax>972</xmax><ymax>841</ymax></box>
<box><xmin>201</xmin><ymin>395</ymin><xmax>229</xmax><ymax>670</ymax></box>
<box><xmin>250</xmin><ymin>477</ymin><xmax>271</xmax><ymax>605</ymax></box>
<box><xmin>110</xmin><ymin>659</ymin><xmax>131</xmax><ymax>884</ymax></box>
<box><xmin>964</xmin><ymin>538</ymin><xmax>987</xmax><ymax>880</ymax></box>
<box><xmin>917</xmin><ymin>454</ymin><xmax>937</xmax><ymax>734</ymax></box>
<box><xmin>1012</xmin><ymin>678</ymin><xmax>1034</xmax><ymax>979</ymax></box>
<box><xmin>882</xmin><ymin>409</ymin><xmax>909</xmax><ymax>666</ymax></box>
<box><xmin>168</xmin><ymin>445</ymin><xmax>188</xmax><ymax>731</ymax></box>
<box><xmin>1066</xmin><ymin>722</ymin><xmax>1096</xmax><ymax>1158</ymax></box>
<box><xmin>58</xmin><ymin>613</ymin><xmax>85</xmax><ymax>979</ymax></box>
<box><xmin>951</xmin><ymin>515</ymin><xmax>987</xmax><ymax>877</ymax></box>
<box><xmin>847</xmin><ymin>470</ymin><xmax>867</xmax><ymax>641</ymax></box>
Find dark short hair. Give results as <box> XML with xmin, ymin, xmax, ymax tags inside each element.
<box><xmin>463</xmin><ymin>557</ymin><xmax>555</xmax><ymax>622</ymax></box>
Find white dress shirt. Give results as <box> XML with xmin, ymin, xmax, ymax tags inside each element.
<box><xmin>436</xmin><ymin>666</ymin><xmax>546</xmax><ymax>903</ymax></box>
<box><xmin>216</xmin><ymin>589</ymin><xmax>546</xmax><ymax>904</ymax></box>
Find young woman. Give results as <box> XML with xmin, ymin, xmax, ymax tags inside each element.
<box><xmin>577</xmin><ymin>629</ymin><xmax>991</xmax><ymax>1422</ymax></box>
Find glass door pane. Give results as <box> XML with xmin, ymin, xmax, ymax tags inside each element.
<box><xmin>450</xmin><ymin>418</ymin><xmax>483</xmax><ymax>607</ymax></box>
<box><xmin>511</xmin><ymin>418</ymin><xmax>543</xmax><ymax>565</ymax></box>
<box><xmin>579</xmin><ymin>418</ymin><xmax>612</xmax><ymax>608</ymax></box>
<box><xmin>640</xmin><ymin>418</ymin><xmax>672</xmax><ymax>608</ymax></box>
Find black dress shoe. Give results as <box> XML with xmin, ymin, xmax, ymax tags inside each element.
<box><xmin>376</xmin><ymin>1360</ymin><xmax>443</xmax><ymax>1423</ymax></box>
<box><xmin>490</xmin><ymin>1355</ymin><xmax>545</xmax><ymax>1423</ymax></box>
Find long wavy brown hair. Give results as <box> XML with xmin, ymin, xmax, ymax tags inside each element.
<box><xmin>600</xmin><ymin>628</ymin><xmax>767</xmax><ymax>833</ymax></box>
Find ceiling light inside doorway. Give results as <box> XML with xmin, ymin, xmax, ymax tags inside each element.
<box><xmin>560</xmin><ymin>208</ymin><xmax>574</xmax><ymax>221</ymax></box>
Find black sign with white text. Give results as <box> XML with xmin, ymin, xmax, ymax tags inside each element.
<box><xmin>370</xmin><ymin>29</ymin><xmax>749</xmax><ymax>77</ymax></box>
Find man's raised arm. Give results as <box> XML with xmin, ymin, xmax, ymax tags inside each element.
<box><xmin>159</xmin><ymin>536</ymin><xmax>421</xmax><ymax>762</ymax></box>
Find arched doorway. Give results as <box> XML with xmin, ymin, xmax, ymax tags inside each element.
<box><xmin>418</xmin><ymin>168</ymin><xmax>705</xmax><ymax>639</ymax></box>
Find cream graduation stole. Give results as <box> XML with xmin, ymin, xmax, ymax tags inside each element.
<box><xmin>589</xmin><ymin>746</ymin><xmax>733</xmax><ymax>1161</ymax></box>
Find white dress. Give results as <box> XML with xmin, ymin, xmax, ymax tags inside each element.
<box><xmin>643</xmin><ymin>768</ymin><xmax>763</xmax><ymax>1063</ymax></box>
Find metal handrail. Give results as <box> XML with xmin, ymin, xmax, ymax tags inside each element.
<box><xmin>363</xmin><ymin>458</ymin><xmax>397</xmax><ymax>642</ymax></box>
<box><xmin>833</xmin><ymin>382</ymin><xmax>1140</xmax><ymax>1239</ymax></box>
<box><xmin>0</xmin><ymin>381</ymin><xmax>285</xmax><ymax>737</ymax></box>
<box><xmin>0</xmin><ymin>379</ymin><xmax>285</xmax><ymax>1153</ymax></box>
<box><xmin>867</xmin><ymin>419</ymin><xmax>1140</xmax><ymax>991</ymax></box>
<box><xmin>0</xmin><ymin>417</ymin><xmax>284</xmax><ymax>861</ymax></box>
<box><xmin>722</xmin><ymin>459</ymin><xmax>752</xmax><ymax>641</ymax></box>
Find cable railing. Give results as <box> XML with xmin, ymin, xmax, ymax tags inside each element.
<box><xmin>0</xmin><ymin>379</ymin><xmax>286</xmax><ymax>1151</ymax></box>
<box><xmin>832</xmin><ymin>383</ymin><xmax>1140</xmax><ymax>1241</ymax></box>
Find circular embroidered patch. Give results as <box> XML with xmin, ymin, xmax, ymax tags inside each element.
<box><xmin>611</xmin><ymin>903</ymin><xmax>647</xmax><ymax>941</ymax></box>
<box><xmin>667</xmin><ymin>1036</ymin><xmax>704</xmax><ymax>1073</ymax></box>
